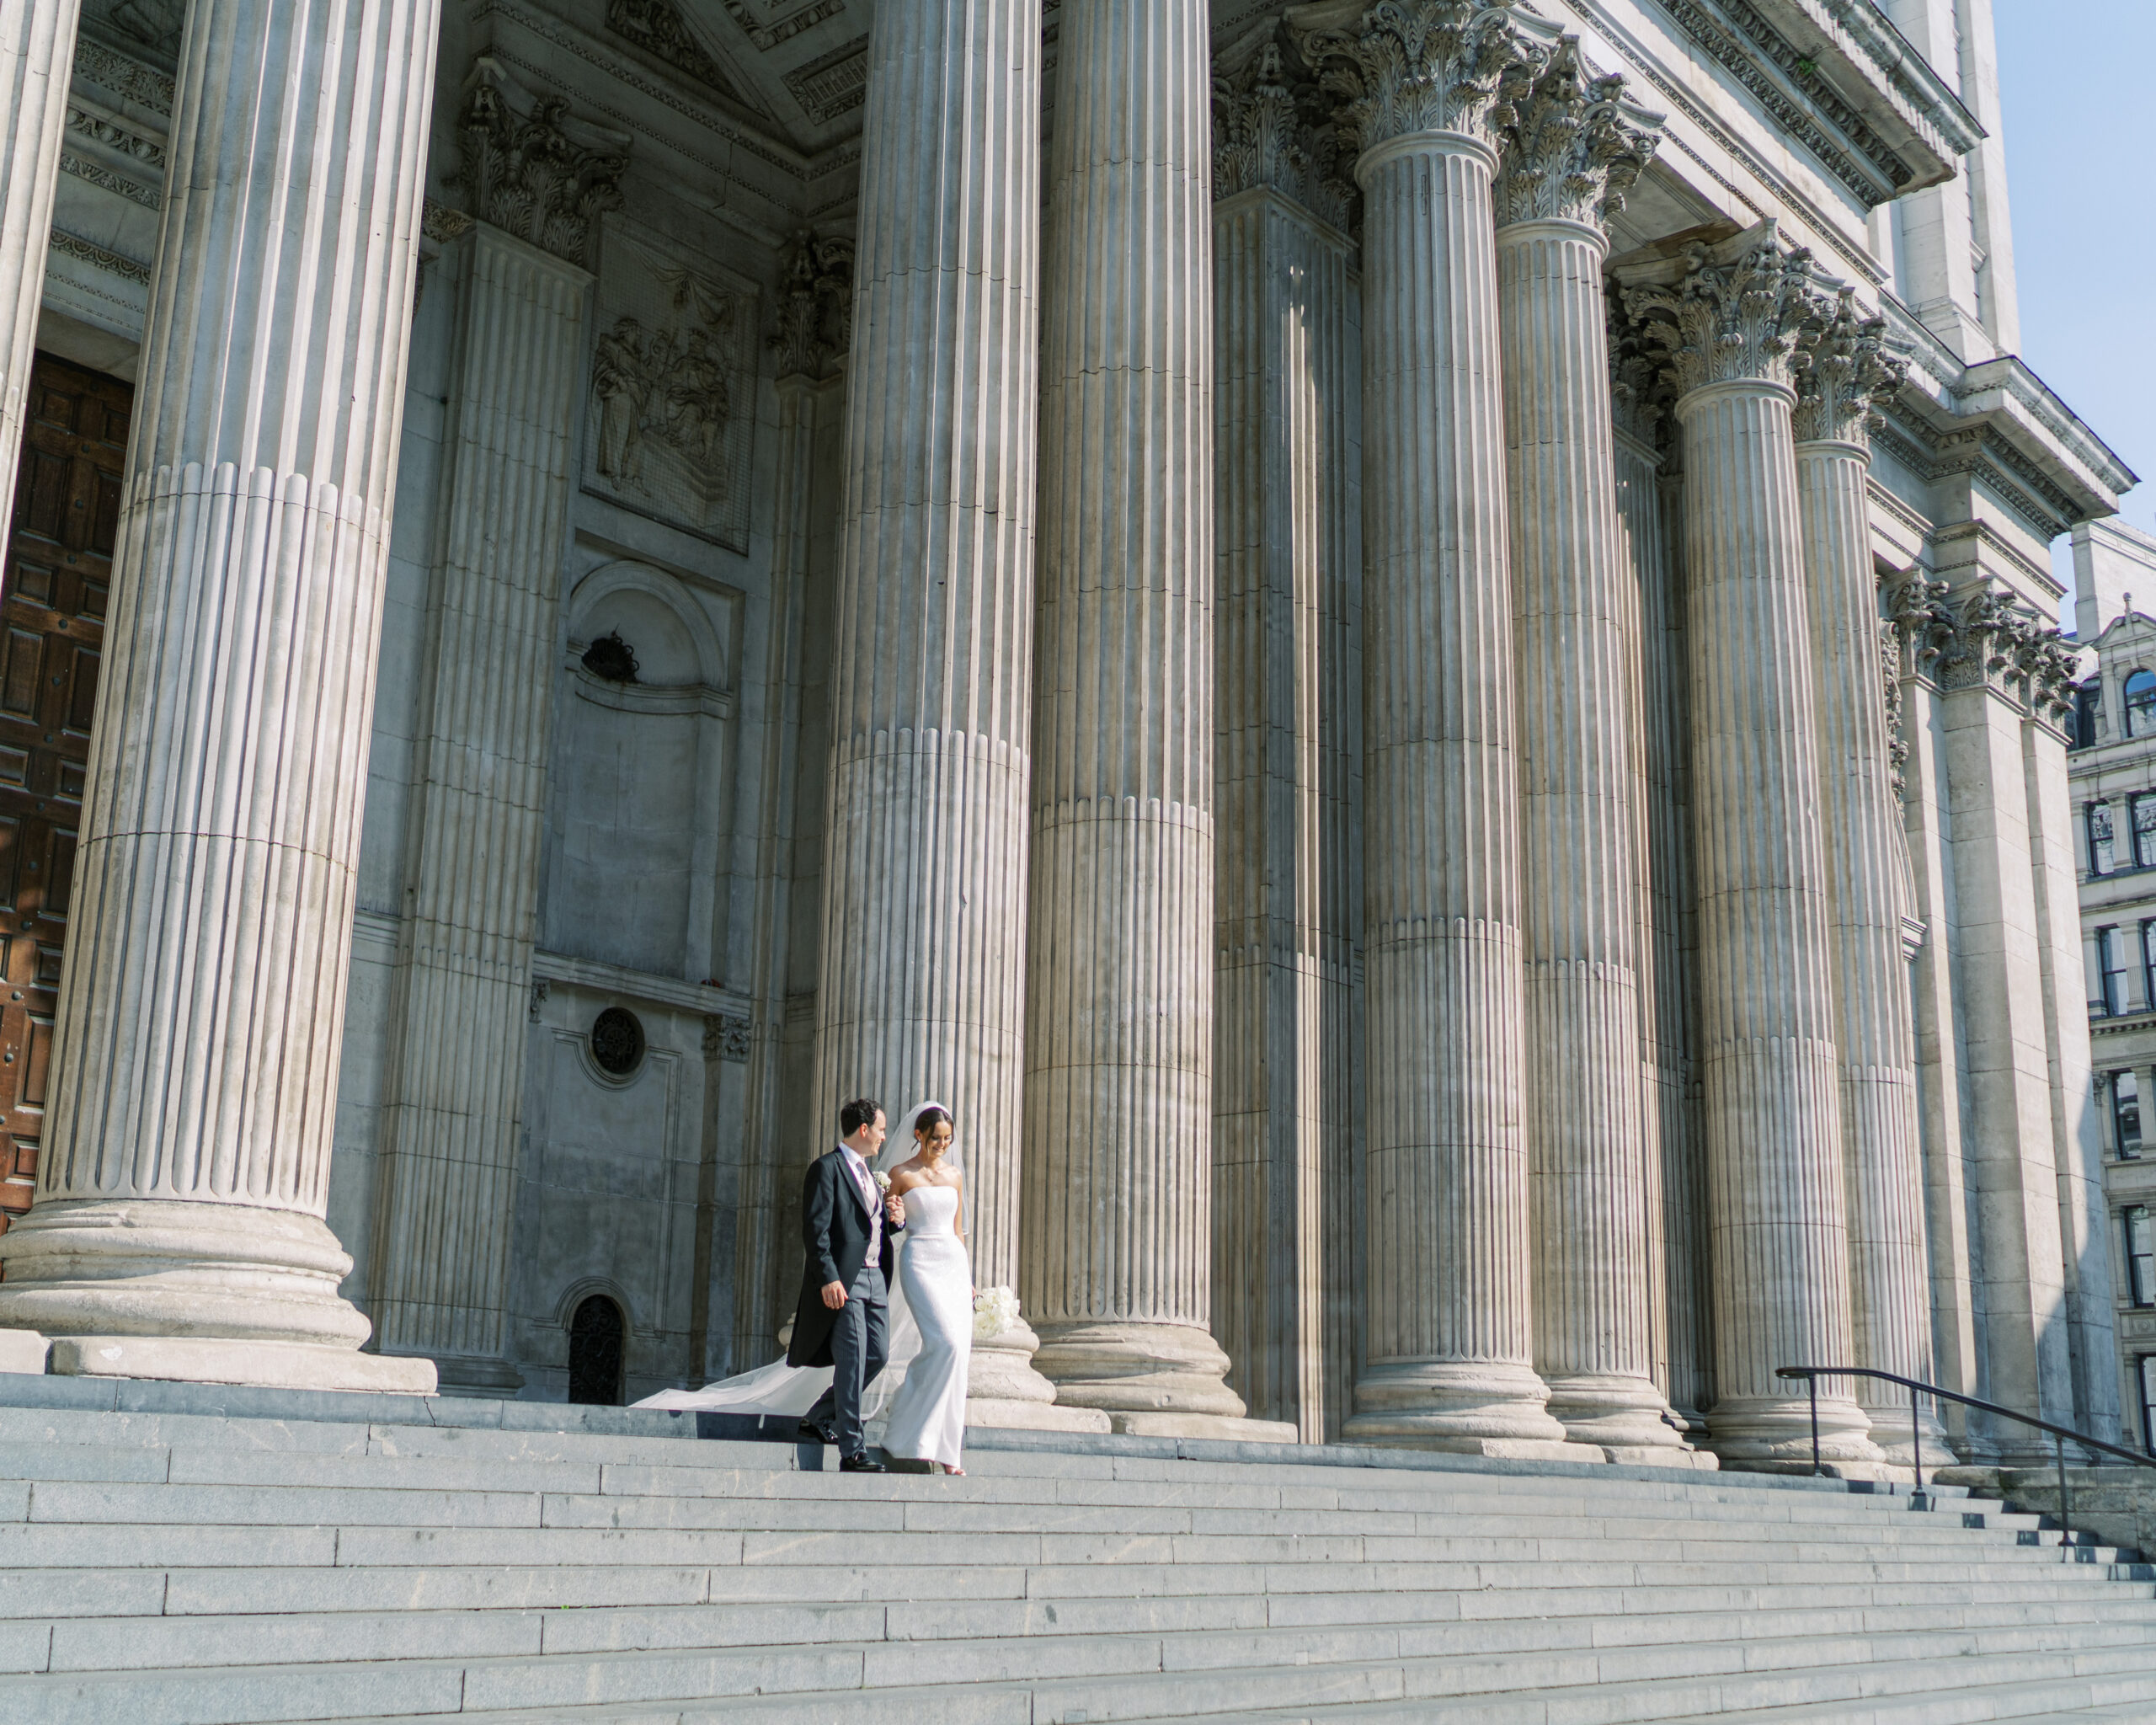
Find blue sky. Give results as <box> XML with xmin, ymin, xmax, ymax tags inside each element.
<box><xmin>1993</xmin><ymin>0</ymin><xmax>2154</xmax><ymax>542</ymax></box>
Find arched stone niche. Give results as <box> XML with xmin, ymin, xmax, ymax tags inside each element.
<box><xmin>544</xmin><ymin>559</ymin><xmax>734</xmax><ymax>980</ymax></box>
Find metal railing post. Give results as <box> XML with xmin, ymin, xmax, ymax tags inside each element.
<box><xmin>1808</xmin><ymin>1374</ymin><xmax>1822</xmax><ymax>1477</ymax></box>
<box><xmin>2055</xmin><ymin>1430</ymin><xmax>2072</xmax><ymax>1557</ymax></box>
<box><xmin>1910</xmin><ymin>1383</ymin><xmax>1925</xmax><ymax>1509</ymax></box>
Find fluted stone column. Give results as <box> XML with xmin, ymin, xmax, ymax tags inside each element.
<box><xmin>1023</xmin><ymin>0</ymin><xmax>1287</xmax><ymax>1439</ymax></box>
<box><xmin>810</xmin><ymin>0</ymin><xmax>1095</xmax><ymax>1432</ymax></box>
<box><xmin>1494</xmin><ymin>42</ymin><xmax>1688</xmax><ymax>1462</ymax></box>
<box><xmin>1624</xmin><ymin>223</ymin><xmax>1882</xmax><ymax>1471</ymax></box>
<box><xmin>1790</xmin><ymin>290</ymin><xmax>1941</xmax><ymax>1463</ymax></box>
<box><xmin>0</xmin><ymin>0</ymin><xmax>440</xmax><ymax>1392</ymax></box>
<box><xmin>1209</xmin><ymin>32</ymin><xmax>1363</xmax><ymax>1444</ymax></box>
<box><xmin>1610</xmin><ymin>332</ymin><xmax>1711</xmax><ymax>1430</ymax></box>
<box><xmin>1290</xmin><ymin>0</ymin><xmax>1573</xmax><ymax>1455</ymax></box>
<box><xmin>366</xmin><ymin>64</ymin><xmax>620</xmax><ymax>1393</ymax></box>
<box><xmin>0</xmin><ymin>0</ymin><xmax>85</xmax><ymax>556</ymax></box>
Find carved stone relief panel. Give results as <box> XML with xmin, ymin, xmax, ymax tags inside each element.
<box><xmin>585</xmin><ymin>217</ymin><xmax>759</xmax><ymax>553</ymax></box>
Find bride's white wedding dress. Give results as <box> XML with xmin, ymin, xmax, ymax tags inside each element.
<box><xmin>879</xmin><ymin>1182</ymin><xmax>971</xmax><ymax>1469</ymax></box>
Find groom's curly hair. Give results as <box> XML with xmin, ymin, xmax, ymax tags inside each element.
<box><xmin>839</xmin><ymin>1097</ymin><xmax>883</xmax><ymax>1138</ymax></box>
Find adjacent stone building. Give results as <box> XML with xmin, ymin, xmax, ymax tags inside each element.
<box><xmin>2067</xmin><ymin>518</ymin><xmax>2156</xmax><ymax>1449</ymax></box>
<box><xmin>0</xmin><ymin>0</ymin><xmax>2134</xmax><ymax>1470</ymax></box>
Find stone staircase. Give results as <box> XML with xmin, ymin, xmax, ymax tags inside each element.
<box><xmin>0</xmin><ymin>1379</ymin><xmax>2153</xmax><ymax>1722</ymax></box>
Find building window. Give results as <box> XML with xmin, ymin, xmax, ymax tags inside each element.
<box><xmin>2116</xmin><ymin>1071</ymin><xmax>2144</xmax><ymax>1159</ymax></box>
<box><xmin>2091</xmin><ymin>802</ymin><xmax>2116</xmax><ymax>874</ymax></box>
<box><xmin>2128</xmin><ymin>1208</ymin><xmax>2156</xmax><ymax>1308</ymax></box>
<box><xmin>2144</xmin><ymin>924</ymin><xmax>2156</xmax><ymax>1012</ymax></box>
<box><xmin>2076</xmin><ymin>678</ymin><xmax>2103</xmax><ymax>750</ymax></box>
<box><xmin>2100</xmin><ymin>927</ymin><xmax>2129</xmax><ymax>1016</ymax></box>
<box><xmin>2140</xmin><ymin>1359</ymin><xmax>2156</xmax><ymax>1456</ymax></box>
<box><xmin>2128</xmin><ymin>669</ymin><xmax>2156</xmax><ymax>737</ymax></box>
<box><xmin>2134</xmin><ymin>798</ymin><xmax>2156</xmax><ymax>870</ymax></box>
<box><xmin>568</xmin><ymin>1295</ymin><xmax>627</xmax><ymax>1406</ymax></box>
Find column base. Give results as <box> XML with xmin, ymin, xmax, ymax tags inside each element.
<box><xmin>1346</xmin><ymin>1359</ymin><xmax>1582</xmax><ymax>1452</ymax></box>
<box><xmin>0</xmin><ymin>1196</ymin><xmax>427</xmax><ymax>1393</ymax></box>
<box><xmin>967</xmin><ymin>1315</ymin><xmax>1111</xmax><ymax>1433</ymax></box>
<box><xmin>1031</xmin><ymin>1318</ymin><xmax>1250</xmax><ymax>1422</ymax></box>
<box><xmin>1857</xmin><ymin>1397</ymin><xmax>1956</xmax><ymax>1471</ymax></box>
<box><xmin>1105</xmin><ymin>1410</ymin><xmax>1300</xmax><ymax>1442</ymax></box>
<box><xmin>48</xmin><ymin>1335</ymin><xmax>436</xmax><ymax>1395</ymax></box>
<box><xmin>423</xmin><ymin>1353</ymin><xmax>525</xmax><ymax>1398</ymax></box>
<box><xmin>0</xmin><ymin>1328</ymin><xmax>46</xmax><ymax>1375</ymax></box>
<box><xmin>1545</xmin><ymin>1370</ymin><xmax>1699</xmax><ymax>1460</ymax></box>
<box><xmin>1705</xmin><ymin>1391</ymin><xmax>1887</xmax><ymax>1474</ymax></box>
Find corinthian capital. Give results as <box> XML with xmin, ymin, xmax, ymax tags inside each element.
<box><xmin>1620</xmin><ymin>220</ymin><xmax>1822</xmax><ymax>398</ymax></box>
<box><xmin>1285</xmin><ymin>0</ymin><xmax>1530</xmax><ymax>158</ymax></box>
<box><xmin>1212</xmin><ymin>29</ymin><xmax>1355</xmax><ymax>229</ymax></box>
<box><xmin>1495</xmin><ymin>38</ymin><xmax>1659</xmax><ymax>231</ymax></box>
<box><xmin>1790</xmin><ymin>286</ymin><xmax>1907</xmax><ymax>446</ymax></box>
<box><xmin>455</xmin><ymin>57</ymin><xmax>631</xmax><ymax>269</ymax></box>
<box><xmin>768</xmin><ymin>230</ymin><xmax>854</xmax><ymax>380</ymax></box>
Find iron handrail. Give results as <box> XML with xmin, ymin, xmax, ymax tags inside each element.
<box><xmin>1778</xmin><ymin>1364</ymin><xmax>2156</xmax><ymax>1557</ymax></box>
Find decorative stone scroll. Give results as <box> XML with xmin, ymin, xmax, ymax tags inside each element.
<box><xmin>767</xmin><ymin>230</ymin><xmax>854</xmax><ymax>379</ymax></box>
<box><xmin>1494</xmin><ymin>36</ymin><xmax>1657</xmax><ymax>231</ymax></box>
<box><xmin>455</xmin><ymin>57</ymin><xmax>631</xmax><ymax>270</ymax></box>
<box><xmin>1791</xmin><ymin>286</ymin><xmax>1906</xmax><ymax>446</ymax></box>
<box><xmin>1286</xmin><ymin>0</ymin><xmax>1531</xmax><ymax>157</ymax></box>
<box><xmin>1623</xmin><ymin>222</ymin><xmax>1822</xmax><ymax>396</ymax></box>
<box><xmin>1903</xmin><ymin>579</ymin><xmax>2079</xmax><ymax>723</ymax></box>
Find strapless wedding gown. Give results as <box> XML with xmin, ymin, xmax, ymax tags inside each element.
<box><xmin>879</xmin><ymin>1183</ymin><xmax>972</xmax><ymax>1468</ymax></box>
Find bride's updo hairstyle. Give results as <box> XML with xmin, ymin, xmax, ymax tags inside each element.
<box><xmin>914</xmin><ymin>1105</ymin><xmax>953</xmax><ymax>1142</ymax></box>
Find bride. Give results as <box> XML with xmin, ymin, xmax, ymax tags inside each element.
<box><xmin>878</xmin><ymin>1103</ymin><xmax>972</xmax><ymax>1474</ymax></box>
<box><xmin>634</xmin><ymin>1099</ymin><xmax>974</xmax><ymax>1473</ymax></box>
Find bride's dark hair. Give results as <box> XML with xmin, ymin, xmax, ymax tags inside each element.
<box><xmin>914</xmin><ymin>1105</ymin><xmax>953</xmax><ymax>1139</ymax></box>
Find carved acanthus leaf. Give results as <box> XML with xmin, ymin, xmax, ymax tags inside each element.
<box><xmin>453</xmin><ymin>58</ymin><xmax>631</xmax><ymax>269</ymax></box>
<box><xmin>1878</xmin><ymin>617</ymin><xmax>1909</xmax><ymax>799</ymax></box>
<box><xmin>768</xmin><ymin>231</ymin><xmax>854</xmax><ymax>379</ymax></box>
<box><xmin>1285</xmin><ymin>0</ymin><xmax>1529</xmax><ymax>157</ymax></box>
<box><xmin>1621</xmin><ymin>222</ymin><xmax>1822</xmax><ymax>398</ymax></box>
<box><xmin>1919</xmin><ymin>581</ymin><xmax>2079</xmax><ymax>722</ymax></box>
<box><xmin>1494</xmin><ymin>37</ymin><xmax>1657</xmax><ymax>230</ymax></box>
<box><xmin>1211</xmin><ymin>29</ymin><xmax>1356</xmax><ymax>229</ymax></box>
<box><xmin>1608</xmin><ymin>292</ymin><xmax>1676</xmax><ymax>451</ymax></box>
<box><xmin>1791</xmin><ymin>286</ymin><xmax>1906</xmax><ymax>446</ymax></box>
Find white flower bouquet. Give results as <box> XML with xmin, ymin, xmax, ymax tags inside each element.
<box><xmin>873</xmin><ymin>1169</ymin><xmax>892</xmax><ymax>1193</ymax></box>
<box><xmin>973</xmin><ymin>1284</ymin><xmax>1020</xmax><ymax>1341</ymax></box>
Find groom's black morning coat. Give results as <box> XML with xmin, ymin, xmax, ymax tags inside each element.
<box><xmin>786</xmin><ymin>1148</ymin><xmax>905</xmax><ymax>1369</ymax></box>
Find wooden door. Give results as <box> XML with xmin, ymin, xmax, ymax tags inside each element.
<box><xmin>0</xmin><ymin>354</ymin><xmax>128</xmax><ymax>1234</ymax></box>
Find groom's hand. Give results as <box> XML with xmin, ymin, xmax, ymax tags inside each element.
<box><xmin>821</xmin><ymin>1280</ymin><xmax>847</xmax><ymax>1310</ymax></box>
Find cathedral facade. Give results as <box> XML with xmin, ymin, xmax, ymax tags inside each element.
<box><xmin>0</xmin><ymin>0</ymin><xmax>2132</xmax><ymax>1471</ymax></box>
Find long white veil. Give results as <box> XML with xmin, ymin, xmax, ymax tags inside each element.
<box><xmin>631</xmin><ymin>1099</ymin><xmax>951</xmax><ymax>1416</ymax></box>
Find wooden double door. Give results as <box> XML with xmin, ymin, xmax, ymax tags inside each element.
<box><xmin>0</xmin><ymin>354</ymin><xmax>129</xmax><ymax>1234</ymax></box>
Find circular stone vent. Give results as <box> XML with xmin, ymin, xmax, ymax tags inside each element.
<box><xmin>590</xmin><ymin>1007</ymin><xmax>645</xmax><ymax>1076</ymax></box>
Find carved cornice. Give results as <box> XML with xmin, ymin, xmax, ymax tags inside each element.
<box><xmin>453</xmin><ymin>58</ymin><xmax>632</xmax><ymax>270</ymax></box>
<box><xmin>1285</xmin><ymin>0</ymin><xmax>1529</xmax><ymax>158</ymax></box>
<box><xmin>1494</xmin><ymin>37</ymin><xmax>1657</xmax><ymax>232</ymax></box>
<box><xmin>768</xmin><ymin>229</ymin><xmax>853</xmax><ymax>378</ymax></box>
<box><xmin>72</xmin><ymin>34</ymin><xmax>173</xmax><ymax>114</ymax></box>
<box><xmin>1791</xmin><ymin>286</ymin><xmax>1905</xmax><ymax>447</ymax></box>
<box><xmin>1620</xmin><ymin>222</ymin><xmax>1821</xmax><ymax>398</ymax></box>
<box><xmin>1211</xmin><ymin>29</ymin><xmax>1356</xmax><ymax>231</ymax></box>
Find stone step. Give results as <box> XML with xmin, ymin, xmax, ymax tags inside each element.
<box><xmin>68</xmin><ymin>1636</ymin><xmax>2156</xmax><ymax>1725</ymax></box>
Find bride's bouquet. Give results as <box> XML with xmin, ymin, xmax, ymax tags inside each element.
<box><xmin>973</xmin><ymin>1284</ymin><xmax>1020</xmax><ymax>1340</ymax></box>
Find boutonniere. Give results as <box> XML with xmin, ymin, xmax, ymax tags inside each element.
<box><xmin>873</xmin><ymin>1170</ymin><xmax>892</xmax><ymax>1193</ymax></box>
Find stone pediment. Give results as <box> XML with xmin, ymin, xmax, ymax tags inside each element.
<box><xmin>633</xmin><ymin>0</ymin><xmax>870</xmax><ymax>146</ymax></box>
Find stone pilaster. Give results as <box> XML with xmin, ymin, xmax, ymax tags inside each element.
<box><xmin>1290</xmin><ymin>0</ymin><xmax>1574</xmax><ymax>1455</ymax></box>
<box><xmin>1789</xmin><ymin>290</ymin><xmax>1942</xmax><ymax>1464</ymax></box>
<box><xmin>1025</xmin><ymin>0</ymin><xmax>1286</xmax><ymax>1439</ymax></box>
<box><xmin>1494</xmin><ymin>40</ymin><xmax>1687</xmax><ymax>1461</ymax></box>
<box><xmin>1209</xmin><ymin>28</ymin><xmax>1363</xmax><ymax>1443</ymax></box>
<box><xmin>366</xmin><ymin>64</ymin><xmax>618</xmax><ymax>1392</ymax></box>
<box><xmin>1623</xmin><ymin>223</ymin><xmax>1882</xmax><ymax>1471</ymax></box>
<box><xmin>0</xmin><ymin>0</ymin><xmax>85</xmax><ymax>553</ymax></box>
<box><xmin>1609</xmin><ymin>342</ymin><xmax>1710</xmax><ymax>1431</ymax></box>
<box><xmin>809</xmin><ymin>0</ymin><xmax>1095</xmax><ymax>1433</ymax></box>
<box><xmin>0</xmin><ymin>0</ymin><xmax>440</xmax><ymax>1392</ymax></box>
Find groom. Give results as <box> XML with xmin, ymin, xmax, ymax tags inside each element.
<box><xmin>790</xmin><ymin>1096</ymin><xmax>906</xmax><ymax>1471</ymax></box>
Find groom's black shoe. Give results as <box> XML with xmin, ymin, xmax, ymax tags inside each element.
<box><xmin>799</xmin><ymin>1418</ymin><xmax>841</xmax><ymax>1446</ymax></box>
<box><xmin>840</xmin><ymin>1454</ymin><xmax>887</xmax><ymax>1473</ymax></box>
